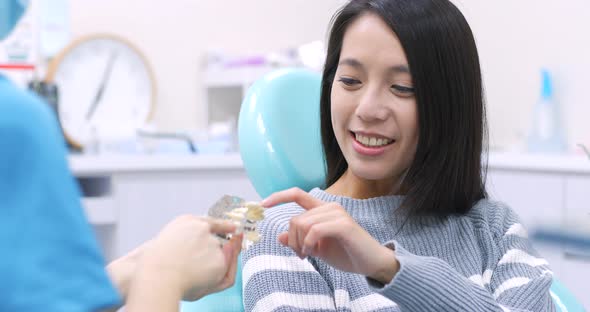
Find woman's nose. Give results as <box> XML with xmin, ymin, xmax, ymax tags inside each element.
<box><xmin>355</xmin><ymin>88</ymin><xmax>390</xmax><ymax>122</ymax></box>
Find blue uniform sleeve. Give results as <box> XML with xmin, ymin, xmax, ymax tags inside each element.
<box><xmin>0</xmin><ymin>76</ymin><xmax>121</xmax><ymax>311</ymax></box>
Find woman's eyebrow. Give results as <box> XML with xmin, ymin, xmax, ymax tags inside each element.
<box><xmin>338</xmin><ymin>58</ymin><xmax>410</xmax><ymax>74</ymax></box>
<box><xmin>388</xmin><ymin>64</ymin><xmax>410</xmax><ymax>74</ymax></box>
<box><xmin>338</xmin><ymin>58</ymin><xmax>364</xmax><ymax>69</ymax></box>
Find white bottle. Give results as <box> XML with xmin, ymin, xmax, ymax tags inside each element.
<box><xmin>526</xmin><ymin>69</ymin><xmax>567</xmax><ymax>153</ymax></box>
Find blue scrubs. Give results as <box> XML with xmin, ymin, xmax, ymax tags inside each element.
<box><xmin>0</xmin><ymin>75</ymin><xmax>121</xmax><ymax>311</ymax></box>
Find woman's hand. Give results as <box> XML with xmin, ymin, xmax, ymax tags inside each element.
<box><xmin>262</xmin><ymin>188</ymin><xmax>399</xmax><ymax>284</ymax></box>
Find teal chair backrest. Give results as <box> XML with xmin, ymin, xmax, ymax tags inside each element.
<box><xmin>550</xmin><ymin>279</ymin><xmax>586</xmax><ymax>312</ymax></box>
<box><xmin>181</xmin><ymin>68</ymin><xmax>585</xmax><ymax>312</ymax></box>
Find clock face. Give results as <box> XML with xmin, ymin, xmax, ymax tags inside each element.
<box><xmin>48</xmin><ymin>35</ymin><xmax>155</xmax><ymax>148</ymax></box>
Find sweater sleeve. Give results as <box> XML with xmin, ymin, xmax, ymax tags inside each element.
<box><xmin>242</xmin><ymin>207</ymin><xmax>337</xmax><ymax>312</ymax></box>
<box><xmin>365</xmin><ymin>205</ymin><xmax>555</xmax><ymax>312</ymax></box>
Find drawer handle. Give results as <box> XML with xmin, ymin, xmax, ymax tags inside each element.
<box><xmin>564</xmin><ymin>251</ymin><xmax>590</xmax><ymax>263</ymax></box>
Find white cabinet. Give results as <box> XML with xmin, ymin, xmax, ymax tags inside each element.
<box><xmin>111</xmin><ymin>168</ymin><xmax>259</xmax><ymax>257</ymax></box>
<box><xmin>486</xmin><ymin>171</ymin><xmax>564</xmax><ymax>227</ymax></box>
<box><xmin>561</xmin><ymin>176</ymin><xmax>590</xmax><ymax>305</ymax></box>
<box><xmin>565</xmin><ymin>176</ymin><xmax>590</xmax><ymax>222</ymax></box>
<box><xmin>71</xmin><ymin>154</ymin><xmax>260</xmax><ymax>260</ymax></box>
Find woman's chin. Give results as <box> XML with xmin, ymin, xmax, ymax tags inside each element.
<box><xmin>348</xmin><ymin>164</ymin><xmax>393</xmax><ymax>182</ymax></box>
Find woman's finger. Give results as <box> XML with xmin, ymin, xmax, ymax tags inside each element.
<box><xmin>302</xmin><ymin>220</ymin><xmax>346</xmax><ymax>256</ymax></box>
<box><xmin>278</xmin><ymin>232</ymin><xmax>288</xmax><ymax>246</ymax></box>
<box><xmin>288</xmin><ymin>215</ymin><xmax>303</xmax><ymax>257</ymax></box>
<box><xmin>294</xmin><ymin>209</ymin><xmax>342</xmax><ymax>256</ymax></box>
<box><xmin>261</xmin><ymin>187</ymin><xmax>325</xmax><ymax>210</ymax></box>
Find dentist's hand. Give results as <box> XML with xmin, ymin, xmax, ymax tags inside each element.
<box><xmin>125</xmin><ymin>215</ymin><xmax>243</xmax><ymax>312</ymax></box>
<box><xmin>139</xmin><ymin>216</ymin><xmax>242</xmax><ymax>300</ymax></box>
<box><xmin>262</xmin><ymin>188</ymin><xmax>399</xmax><ymax>284</ymax></box>
<box><xmin>106</xmin><ymin>240</ymin><xmax>149</xmax><ymax>302</ymax></box>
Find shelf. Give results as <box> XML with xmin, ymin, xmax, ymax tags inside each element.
<box><xmin>488</xmin><ymin>152</ymin><xmax>590</xmax><ymax>174</ymax></box>
<box><xmin>69</xmin><ymin>153</ymin><xmax>244</xmax><ymax>176</ymax></box>
<box><xmin>67</xmin><ymin>152</ymin><xmax>590</xmax><ymax>177</ymax></box>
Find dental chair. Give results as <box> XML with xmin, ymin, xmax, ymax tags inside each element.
<box><xmin>181</xmin><ymin>68</ymin><xmax>585</xmax><ymax>312</ymax></box>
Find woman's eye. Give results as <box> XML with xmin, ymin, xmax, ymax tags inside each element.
<box><xmin>391</xmin><ymin>84</ymin><xmax>415</xmax><ymax>95</ymax></box>
<box><xmin>338</xmin><ymin>77</ymin><xmax>361</xmax><ymax>86</ymax></box>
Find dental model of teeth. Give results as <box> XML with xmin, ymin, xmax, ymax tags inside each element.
<box><xmin>208</xmin><ymin>195</ymin><xmax>265</xmax><ymax>250</ymax></box>
<box><xmin>224</xmin><ymin>202</ymin><xmax>264</xmax><ymax>244</ymax></box>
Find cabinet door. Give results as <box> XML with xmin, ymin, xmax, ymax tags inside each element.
<box><xmin>486</xmin><ymin>170</ymin><xmax>565</xmax><ymax>276</ymax></box>
<box><xmin>561</xmin><ymin>176</ymin><xmax>590</xmax><ymax>308</ymax></box>
<box><xmin>112</xmin><ymin>168</ymin><xmax>259</xmax><ymax>257</ymax></box>
<box><xmin>487</xmin><ymin>170</ymin><xmax>564</xmax><ymax>227</ymax></box>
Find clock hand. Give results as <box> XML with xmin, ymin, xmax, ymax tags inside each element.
<box><xmin>86</xmin><ymin>52</ymin><xmax>118</xmax><ymax>120</ymax></box>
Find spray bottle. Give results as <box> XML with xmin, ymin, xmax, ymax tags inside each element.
<box><xmin>526</xmin><ymin>69</ymin><xmax>567</xmax><ymax>153</ymax></box>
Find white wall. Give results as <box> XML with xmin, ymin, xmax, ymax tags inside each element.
<box><xmin>454</xmin><ymin>0</ymin><xmax>590</xmax><ymax>151</ymax></box>
<box><xmin>68</xmin><ymin>0</ymin><xmax>590</xmax><ymax>151</ymax></box>
<box><xmin>68</xmin><ymin>0</ymin><xmax>346</xmax><ymax>134</ymax></box>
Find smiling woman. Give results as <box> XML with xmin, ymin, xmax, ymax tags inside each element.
<box><xmin>321</xmin><ymin>1</ymin><xmax>486</xmax><ymax>211</ymax></box>
<box><xmin>242</xmin><ymin>0</ymin><xmax>556</xmax><ymax>311</ymax></box>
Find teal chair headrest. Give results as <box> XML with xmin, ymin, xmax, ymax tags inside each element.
<box><xmin>238</xmin><ymin>68</ymin><xmax>326</xmax><ymax>198</ymax></box>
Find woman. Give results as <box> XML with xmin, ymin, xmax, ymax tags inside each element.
<box><xmin>242</xmin><ymin>0</ymin><xmax>555</xmax><ymax>311</ymax></box>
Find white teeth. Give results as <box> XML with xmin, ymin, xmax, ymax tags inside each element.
<box><xmin>354</xmin><ymin>133</ymin><xmax>392</xmax><ymax>147</ymax></box>
<box><xmin>361</xmin><ymin>136</ymin><xmax>369</xmax><ymax>145</ymax></box>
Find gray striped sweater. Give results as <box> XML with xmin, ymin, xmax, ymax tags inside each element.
<box><xmin>242</xmin><ymin>188</ymin><xmax>556</xmax><ymax>311</ymax></box>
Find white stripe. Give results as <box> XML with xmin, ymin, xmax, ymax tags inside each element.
<box><xmin>550</xmin><ymin>290</ymin><xmax>568</xmax><ymax>312</ymax></box>
<box><xmin>483</xmin><ymin>269</ymin><xmax>493</xmax><ymax>285</ymax></box>
<box><xmin>252</xmin><ymin>292</ymin><xmax>335</xmax><ymax>312</ymax></box>
<box><xmin>334</xmin><ymin>289</ymin><xmax>350</xmax><ymax>308</ymax></box>
<box><xmin>493</xmin><ymin>277</ymin><xmax>531</xmax><ymax>299</ymax></box>
<box><xmin>243</xmin><ymin>255</ymin><xmax>317</xmax><ymax>285</ymax></box>
<box><xmin>469</xmin><ymin>269</ymin><xmax>494</xmax><ymax>288</ymax></box>
<box><xmin>505</xmin><ymin>223</ymin><xmax>528</xmax><ymax>238</ymax></box>
<box><xmin>469</xmin><ymin>274</ymin><xmax>485</xmax><ymax>288</ymax></box>
<box><xmin>351</xmin><ymin>293</ymin><xmax>398</xmax><ymax>311</ymax></box>
<box><xmin>499</xmin><ymin>304</ymin><xmax>511</xmax><ymax>312</ymax></box>
<box><xmin>334</xmin><ymin>289</ymin><xmax>398</xmax><ymax>311</ymax></box>
<box><xmin>541</xmin><ymin>269</ymin><xmax>554</xmax><ymax>277</ymax></box>
<box><xmin>498</xmin><ymin>249</ymin><xmax>549</xmax><ymax>267</ymax></box>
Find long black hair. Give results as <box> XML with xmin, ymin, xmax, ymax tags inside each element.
<box><xmin>320</xmin><ymin>0</ymin><xmax>488</xmax><ymax>217</ymax></box>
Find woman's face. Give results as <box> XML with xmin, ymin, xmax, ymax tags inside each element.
<box><xmin>331</xmin><ymin>13</ymin><xmax>419</xmax><ymax>187</ymax></box>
